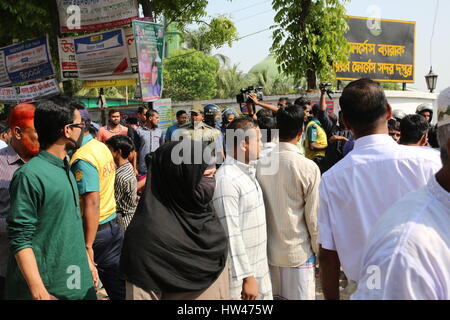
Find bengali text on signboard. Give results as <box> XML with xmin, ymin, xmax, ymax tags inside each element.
<box><xmin>336</xmin><ymin>16</ymin><xmax>415</xmax><ymax>83</ymax></box>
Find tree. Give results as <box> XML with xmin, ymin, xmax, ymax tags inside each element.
<box><xmin>183</xmin><ymin>16</ymin><xmax>238</xmax><ymax>55</ymax></box>
<box><xmin>215</xmin><ymin>64</ymin><xmax>250</xmax><ymax>99</ymax></box>
<box><xmin>163</xmin><ymin>49</ymin><xmax>219</xmax><ymax>101</ymax></box>
<box><xmin>140</xmin><ymin>0</ymin><xmax>237</xmax><ymax>47</ymax></box>
<box><xmin>271</xmin><ymin>0</ymin><xmax>350</xmax><ymax>90</ymax></box>
<box><xmin>249</xmin><ymin>70</ymin><xmax>299</xmax><ymax>96</ymax></box>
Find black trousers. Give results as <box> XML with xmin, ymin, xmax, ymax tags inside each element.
<box><xmin>93</xmin><ymin>219</ymin><xmax>125</xmax><ymax>300</ymax></box>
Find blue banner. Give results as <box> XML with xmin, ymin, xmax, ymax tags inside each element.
<box><xmin>0</xmin><ymin>35</ymin><xmax>55</xmax><ymax>87</ymax></box>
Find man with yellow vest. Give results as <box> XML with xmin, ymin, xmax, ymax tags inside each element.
<box><xmin>70</xmin><ymin>110</ymin><xmax>125</xmax><ymax>300</ymax></box>
<box><xmin>304</xmin><ymin>104</ymin><xmax>328</xmax><ymax>167</ymax></box>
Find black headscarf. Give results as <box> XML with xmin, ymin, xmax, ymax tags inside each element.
<box><xmin>120</xmin><ymin>140</ymin><xmax>228</xmax><ymax>293</ymax></box>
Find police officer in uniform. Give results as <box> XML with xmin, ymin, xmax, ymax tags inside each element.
<box><xmin>304</xmin><ymin>104</ymin><xmax>328</xmax><ymax>166</ymax></box>
<box><xmin>174</xmin><ymin>104</ymin><xmax>225</xmax><ymax>163</ymax></box>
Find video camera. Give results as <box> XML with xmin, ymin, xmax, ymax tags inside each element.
<box><xmin>319</xmin><ymin>82</ymin><xmax>334</xmax><ymax>100</ymax></box>
<box><xmin>236</xmin><ymin>86</ymin><xmax>264</xmax><ymax>115</ymax></box>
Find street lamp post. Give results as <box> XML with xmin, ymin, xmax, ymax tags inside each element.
<box><xmin>425</xmin><ymin>67</ymin><xmax>438</xmax><ymax>93</ymax></box>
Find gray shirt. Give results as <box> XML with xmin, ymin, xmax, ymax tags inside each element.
<box><xmin>136</xmin><ymin>126</ymin><xmax>164</xmax><ymax>174</ymax></box>
<box><xmin>0</xmin><ymin>145</ymin><xmax>25</xmax><ymax>217</ymax></box>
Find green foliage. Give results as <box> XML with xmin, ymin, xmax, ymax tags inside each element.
<box><xmin>271</xmin><ymin>0</ymin><xmax>350</xmax><ymax>90</ymax></box>
<box><xmin>183</xmin><ymin>16</ymin><xmax>238</xmax><ymax>55</ymax></box>
<box><xmin>215</xmin><ymin>64</ymin><xmax>250</xmax><ymax>99</ymax></box>
<box><xmin>248</xmin><ymin>70</ymin><xmax>299</xmax><ymax>96</ymax></box>
<box><xmin>141</xmin><ymin>0</ymin><xmax>209</xmax><ymax>27</ymax></box>
<box><xmin>0</xmin><ymin>0</ymin><xmax>54</xmax><ymax>46</ymax></box>
<box><xmin>163</xmin><ymin>49</ymin><xmax>219</xmax><ymax>101</ymax></box>
<box><xmin>381</xmin><ymin>82</ymin><xmax>401</xmax><ymax>90</ymax></box>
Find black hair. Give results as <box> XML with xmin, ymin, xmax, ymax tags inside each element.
<box><xmin>311</xmin><ymin>103</ymin><xmax>320</xmax><ymax>117</ymax></box>
<box><xmin>400</xmin><ymin>114</ymin><xmax>430</xmax><ymax>145</ymax></box>
<box><xmin>226</xmin><ymin>117</ymin><xmax>259</xmax><ymax>150</ymax></box>
<box><xmin>0</xmin><ymin>121</ymin><xmax>9</xmax><ymax>134</ymax></box>
<box><xmin>258</xmin><ymin>116</ymin><xmax>277</xmax><ymax>143</ymax></box>
<box><xmin>146</xmin><ymin>109</ymin><xmax>159</xmax><ymax>118</ymax></box>
<box><xmin>105</xmin><ymin>134</ymin><xmax>135</xmax><ymax>159</ymax></box>
<box><xmin>48</xmin><ymin>95</ymin><xmax>86</xmax><ymax>111</ymax></box>
<box><xmin>108</xmin><ymin>109</ymin><xmax>119</xmax><ymax>116</ymax></box>
<box><xmin>256</xmin><ymin>108</ymin><xmax>273</xmax><ymax>119</ymax></box>
<box><xmin>176</xmin><ymin>110</ymin><xmax>187</xmax><ymax>118</ymax></box>
<box><xmin>137</xmin><ymin>106</ymin><xmax>148</xmax><ymax>114</ymax></box>
<box><xmin>34</xmin><ymin>96</ymin><xmax>82</xmax><ymax>149</ymax></box>
<box><xmin>276</xmin><ymin>104</ymin><xmax>304</xmax><ymax>141</ymax></box>
<box><xmin>339</xmin><ymin>78</ymin><xmax>388</xmax><ymax>132</ymax></box>
<box><xmin>294</xmin><ymin>96</ymin><xmax>310</xmax><ymax>108</ymax></box>
<box><xmin>388</xmin><ymin>119</ymin><xmax>400</xmax><ymax>131</ymax></box>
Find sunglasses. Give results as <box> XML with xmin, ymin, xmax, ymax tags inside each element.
<box><xmin>67</xmin><ymin>122</ymin><xmax>86</xmax><ymax>129</ymax></box>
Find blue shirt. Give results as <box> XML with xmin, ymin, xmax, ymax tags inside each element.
<box><xmin>136</xmin><ymin>126</ymin><xmax>164</xmax><ymax>174</ymax></box>
<box><xmin>165</xmin><ymin>123</ymin><xmax>180</xmax><ymax>141</ymax></box>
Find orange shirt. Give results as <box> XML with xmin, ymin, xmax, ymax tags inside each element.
<box><xmin>97</xmin><ymin>125</ymin><xmax>129</xmax><ymax>143</ymax></box>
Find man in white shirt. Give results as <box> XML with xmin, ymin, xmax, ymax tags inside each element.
<box><xmin>257</xmin><ymin>105</ymin><xmax>320</xmax><ymax>300</ymax></box>
<box><xmin>319</xmin><ymin>78</ymin><xmax>442</xmax><ymax>300</ymax></box>
<box><xmin>352</xmin><ymin>93</ymin><xmax>450</xmax><ymax>300</ymax></box>
<box><xmin>213</xmin><ymin>118</ymin><xmax>273</xmax><ymax>300</ymax></box>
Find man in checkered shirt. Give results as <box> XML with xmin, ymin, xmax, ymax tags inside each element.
<box><xmin>213</xmin><ymin>118</ymin><xmax>273</xmax><ymax>300</ymax></box>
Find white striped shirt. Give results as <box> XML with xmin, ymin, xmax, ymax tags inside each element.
<box><xmin>213</xmin><ymin>157</ymin><xmax>273</xmax><ymax>300</ymax></box>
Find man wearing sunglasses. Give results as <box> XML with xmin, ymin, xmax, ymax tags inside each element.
<box><xmin>5</xmin><ymin>97</ymin><xmax>97</xmax><ymax>300</ymax></box>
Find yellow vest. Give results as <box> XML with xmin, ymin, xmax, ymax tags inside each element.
<box><xmin>304</xmin><ymin>120</ymin><xmax>328</xmax><ymax>160</ymax></box>
<box><xmin>70</xmin><ymin>139</ymin><xmax>116</xmax><ymax>223</ymax></box>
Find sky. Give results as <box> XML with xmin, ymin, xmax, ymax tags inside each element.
<box><xmin>206</xmin><ymin>0</ymin><xmax>449</xmax><ymax>92</ymax></box>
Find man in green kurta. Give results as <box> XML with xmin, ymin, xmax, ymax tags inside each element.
<box><xmin>5</xmin><ymin>97</ymin><xmax>97</xmax><ymax>300</ymax></box>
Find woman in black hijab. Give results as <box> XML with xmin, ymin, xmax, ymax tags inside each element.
<box><xmin>120</xmin><ymin>140</ymin><xmax>229</xmax><ymax>300</ymax></box>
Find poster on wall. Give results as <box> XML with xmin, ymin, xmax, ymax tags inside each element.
<box><xmin>153</xmin><ymin>98</ymin><xmax>173</xmax><ymax>130</ymax></box>
<box><xmin>74</xmin><ymin>29</ymin><xmax>132</xmax><ymax>79</ymax></box>
<box><xmin>59</xmin><ymin>27</ymin><xmax>138</xmax><ymax>81</ymax></box>
<box><xmin>58</xmin><ymin>37</ymin><xmax>79</xmax><ymax>80</ymax></box>
<box><xmin>0</xmin><ymin>36</ymin><xmax>55</xmax><ymax>87</ymax></box>
<box><xmin>57</xmin><ymin>0</ymin><xmax>139</xmax><ymax>33</ymax></box>
<box><xmin>133</xmin><ymin>21</ymin><xmax>165</xmax><ymax>102</ymax></box>
<box><xmin>0</xmin><ymin>79</ymin><xmax>60</xmax><ymax>103</ymax></box>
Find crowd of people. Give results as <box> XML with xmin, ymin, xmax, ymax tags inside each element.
<box><xmin>0</xmin><ymin>78</ymin><xmax>448</xmax><ymax>300</ymax></box>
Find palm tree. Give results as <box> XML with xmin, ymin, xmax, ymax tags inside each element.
<box><xmin>215</xmin><ymin>64</ymin><xmax>250</xmax><ymax>99</ymax></box>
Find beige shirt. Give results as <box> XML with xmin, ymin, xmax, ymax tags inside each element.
<box><xmin>256</xmin><ymin>142</ymin><xmax>320</xmax><ymax>268</ymax></box>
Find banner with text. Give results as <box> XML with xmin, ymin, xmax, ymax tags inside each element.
<box><xmin>153</xmin><ymin>98</ymin><xmax>173</xmax><ymax>130</ymax></box>
<box><xmin>57</xmin><ymin>0</ymin><xmax>139</xmax><ymax>33</ymax></box>
<box><xmin>0</xmin><ymin>79</ymin><xmax>60</xmax><ymax>103</ymax></box>
<box><xmin>59</xmin><ymin>27</ymin><xmax>137</xmax><ymax>82</ymax></box>
<box><xmin>74</xmin><ymin>29</ymin><xmax>132</xmax><ymax>79</ymax></box>
<box><xmin>133</xmin><ymin>21</ymin><xmax>165</xmax><ymax>102</ymax></box>
<box><xmin>336</xmin><ymin>16</ymin><xmax>415</xmax><ymax>83</ymax></box>
<box><xmin>0</xmin><ymin>36</ymin><xmax>55</xmax><ymax>87</ymax></box>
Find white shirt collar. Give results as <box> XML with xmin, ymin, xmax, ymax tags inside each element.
<box><xmin>354</xmin><ymin>134</ymin><xmax>396</xmax><ymax>150</ymax></box>
<box><xmin>428</xmin><ymin>175</ymin><xmax>450</xmax><ymax>208</ymax></box>
<box><xmin>225</xmin><ymin>156</ymin><xmax>256</xmax><ymax>178</ymax></box>
<box><xmin>278</xmin><ymin>142</ymin><xmax>301</xmax><ymax>153</ymax></box>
